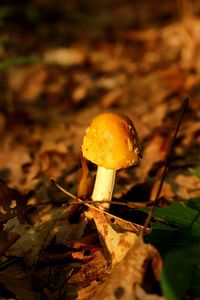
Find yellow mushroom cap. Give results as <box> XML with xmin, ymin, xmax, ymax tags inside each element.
<box><xmin>82</xmin><ymin>112</ymin><xmax>141</xmax><ymax>170</ymax></box>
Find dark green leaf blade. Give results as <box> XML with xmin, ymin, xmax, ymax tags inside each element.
<box><xmin>188</xmin><ymin>168</ymin><xmax>200</xmax><ymax>179</ymax></box>
<box><xmin>185</xmin><ymin>197</ymin><xmax>200</xmax><ymax>211</ymax></box>
<box><xmin>161</xmin><ymin>246</ymin><xmax>200</xmax><ymax>300</ymax></box>
<box><xmin>152</xmin><ymin>202</ymin><xmax>200</xmax><ymax>230</ymax></box>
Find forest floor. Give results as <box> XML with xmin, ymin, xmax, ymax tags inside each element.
<box><xmin>0</xmin><ymin>1</ymin><xmax>200</xmax><ymax>299</ymax></box>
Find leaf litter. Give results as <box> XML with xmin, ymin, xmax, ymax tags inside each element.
<box><xmin>0</xmin><ymin>0</ymin><xmax>200</xmax><ymax>299</ymax></box>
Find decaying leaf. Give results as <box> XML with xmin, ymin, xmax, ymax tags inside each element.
<box><xmin>174</xmin><ymin>173</ymin><xmax>200</xmax><ymax>199</ymax></box>
<box><xmin>0</xmin><ymin>179</ymin><xmax>28</xmax><ymax>224</ymax></box>
<box><xmin>0</xmin><ymin>228</ymin><xmax>19</xmax><ymax>258</ymax></box>
<box><xmin>8</xmin><ymin>65</ymin><xmax>48</xmax><ymax>103</ymax></box>
<box><xmin>150</xmin><ymin>180</ymin><xmax>174</xmax><ymax>202</ymax></box>
<box><xmin>7</xmin><ymin>205</ymin><xmax>87</xmax><ymax>268</ymax></box>
<box><xmin>0</xmin><ymin>263</ymin><xmax>43</xmax><ymax>300</ymax></box>
<box><xmin>86</xmin><ymin>207</ymin><xmax>150</xmax><ymax>267</ymax></box>
<box><xmin>68</xmin><ymin>245</ymin><xmax>110</xmax><ymax>289</ymax></box>
<box><xmin>80</xmin><ymin>236</ymin><xmax>162</xmax><ymax>300</ymax></box>
<box><xmin>136</xmin><ymin>134</ymin><xmax>169</xmax><ymax>181</ymax></box>
<box><xmin>1</xmin><ymin>2</ymin><xmax>200</xmax><ymax>299</ymax></box>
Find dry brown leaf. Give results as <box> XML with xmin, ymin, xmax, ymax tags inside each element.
<box><xmin>90</xmin><ymin>48</ymin><xmax>119</xmax><ymax>72</ymax></box>
<box><xmin>141</xmin><ymin>102</ymin><xmax>167</xmax><ymax>129</ymax></box>
<box><xmin>161</xmin><ymin>18</ymin><xmax>200</xmax><ymax>71</ymax></box>
<box><xmin>87</xmin><ymin>207</ymin><xmax>139</xmax><ymax>267</ymax></box>
<box><xmin>177</xmin><ymin>120</ymin><xmax>200</xmax><ymax>150</ymax></box>
<box><xmin>0</xmin><ymin>264</ymin><xmax>43</xmax><ymax>300</ymax></box>
<box><xmin>68</xmin><ymin>246</ymin><xmax>110</xmax><ymax>290</ymax></box>
<box><xmin>0</xmin><ymin>113</ymin><xmax>6</xmax><ymax>132</ymax></box>
<box><xmin>8</xmin><ymin>65</ymin><xmax>48</xmax><ymax>103</ymax></box>
<box><xmin>136</xmin><ymin>134</ymin><xmax>168</xmax><ymax>181</ymax></box>
<box><xmin>0</xmin><ymin>140</ymin><xmax>33</xmax><ymax>190</ymax></box>
<box><xmin>0</xmin><ymin>179</ymin><xmax>27</xmax><ymax>224</ymax></box>
<box><xmin>90</xmin><ymin>237</ymin><xmax>162</xmax><ymax>300</ymax></box>
<box><xmin>72</xmin><ymin>72</ymin><xmax>92</xmax><ymax>103</ymax></box>
<box><xmin>135</xmin><ymin>285</ymin><xmax>165</xmax><ymax>300</ymax></box>
<box><xmin>160</xmin><ymin>67</ymin><xmax>186</xmax><ymax>93</ymax></box>
<box><xmin>100</xmin><ymin>88</ymin><xmax>124</xmax><ymax>108</ymax></box>
<box><xmin>43</xmin><ymin>47</ymin><xmax>85</xmax><ymax>67</ymax></box>
<box><xmin>150</xmin><ymin>180</ymin><xmax>174</xmax><ymax>202</ymax></box>
<box><xmin>7</xmin><ymin>206</ymin><xmax>86</xmax><ymax>267</ymax></box>
<box><xmin>174</xmin><ymin>173</ymin><xmax>200</xmax><ymax>199</ymax></box>
<box><xmin>0</xmin><ymin>229</ymin><xmax>19</xmax><ymax>258</ymax></box>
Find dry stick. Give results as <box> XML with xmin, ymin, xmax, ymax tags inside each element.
<box><xmin>51</xmin><ymin>179</ymin><xmax>149</xmax><ymax>234</ymax></box>
<box><xmin>51</xmin><ymin>179</ymin><xmax>150</xmax><ymax>209</ymax></box>
<box><xmin>142</xmin><ymin>97</ymin><xmax>189</xmax><ymax>233</ymax></box>
<box><xmin>69</xmin><ymin>200</ymin><xmax>150</xmax><ymax>209</ymax></box>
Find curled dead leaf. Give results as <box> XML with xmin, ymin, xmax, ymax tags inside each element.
<box><xmin>86</xmin><ymin>207</ymin><xmax>151</xmax><ymax>267</ymax></box>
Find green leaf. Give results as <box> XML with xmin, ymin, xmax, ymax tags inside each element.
<box><xmin>161</xmin><ymin>246</ymin><xmax>200</xmax><ymax>300</ymax></box>
<box><xmin>0</xmin><ymin>55</ymin><xmax>41</xmax><ymax>70</ymax></box>
<box><xmin>152</xmin><ymin>202</ymin><xmax>200</xmax><ymax>229</ymax></box>
<box><xmin>145</xmin><ymin>202</ymin><xmax>200</xmax><ymax>253</ymax></box>
<box><xmin>188</xmin><ymin>168</ymin><xmax>200</xmax><ymax>179</ymax></box>
<box><xmin>146</xmin><ymin>224</ymin><xmax>200</xmax><ymax>254</ymax></box>
<box><xmin>0</xmin><ymin>5</ymin><xmax>41</xmax><ymax>24</ymax></box>
<box><xmin>144</xmin><ymin>202</ymin><xmax>200</xmax><ymax>299</ymax></box>
<box><xmin>144</xmin><ymin>201</ymin><xmax>200</xmax><ymax>299</ymax></box>
<box><xmin>185</xmin><ymin>197</ymin><xmax>200</xmax><ymax>211</ymax></box>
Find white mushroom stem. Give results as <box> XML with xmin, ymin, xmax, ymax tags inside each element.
<box><xmin>91</xmin><ymin>166</ymin><xmax>116</xmax><ymax>209</ymax></box>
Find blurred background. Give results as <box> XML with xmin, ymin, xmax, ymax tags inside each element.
<box><xmin>0</xmin><ymin>3</ymin><xmax>200</xmax><ymax>299</ymax></box>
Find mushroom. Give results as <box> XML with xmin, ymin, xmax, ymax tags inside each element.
<box><xmin>82</xmin><ymin>112</ymin><xmax>141</xmax><ymax>209</ymax></box>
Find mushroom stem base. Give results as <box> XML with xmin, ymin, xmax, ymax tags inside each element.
<box><xmin>91</xmin><ymin>166</ymin><xmax>116</xmax><ymax>210</ymax></box>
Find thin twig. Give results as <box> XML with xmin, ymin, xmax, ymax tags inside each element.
<box><xmin>68</xmin><ymin>200</ymin><xmax>152</xmax><ymax>209</ymax></box>
<box><xmin>143</xmin><ymin>97</ymin><xmax>189</xmax><ymax>232</ymax></box>
<box><xmin>51</xmin><ymin>179</ymin><xmax>77</xmax><ymax>200</ymax></box>
<box><xmin>51</xmin><ymin>179</ymin><xmax>151</xmax><ymax>208</ymax></box>
<box><xmin>51</xmin><ymin>180</ymin><xmax>150</xmax><ymax>233</ymax></box>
